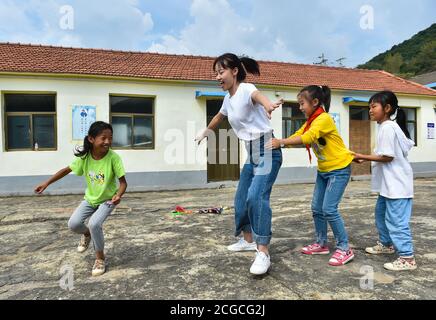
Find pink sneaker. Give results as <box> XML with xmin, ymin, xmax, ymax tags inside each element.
<box><xmin>328</xmin><ymin>249</ymin><xmax>354</xmax><ymax>266</ymax></box>
<box><xmin>301</xmin><ymin>243</ymin><xmax>330</xmax><ymax>255</ymax></box>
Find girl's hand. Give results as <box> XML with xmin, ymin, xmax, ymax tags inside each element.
<box><xmin>195</xmin><ymin>134</ymin><xmax>206</xmax><ymax>145</ymax></box>
<box><xmin>265</xmin><ymin>98</ymin><xmax>284</xmax><ymax>119</ymax></box>
<box><xmin>353</xmin><ymin>158</ymin><xmax>365</xmax><ymax>164</ymax></box>
<box><xmin>265</xmin><ymin>138</ymin><xmax>282</xmax><ymax>150</ymax></box>
<box><xmin>195</xmin><ymin>129</ymin><xmax>208</xmax><ymax>145</ymax></box>
<box><xmin>34</xmin><ymin>182</ymin><xmax>49</xmax><ymax>194</ymax></box>
<box><xmin>111</xmin><ymin>194</ymin><xmax>121</xmax><ymax>205</ymax></box>
<box><xmin>352</xmin><ymin>152</ymin><xmax>365</xmax><ymax>163</ymax></box>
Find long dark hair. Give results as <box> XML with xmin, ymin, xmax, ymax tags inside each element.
<box><xmin>74</xmin><ymin>121</ymin><xmax>113</xmax><ymax>158</ymax></box>
<box><xmin>213</xmin><ymin>53</ymin><xmax>260</xmax><ymax>82</ymax></box>
<box><xmin>298</xmin><ymin>85</ymin><xmax>331</xmax><ymax>112</ymax></box>
<box><xmin>369</xmin><ymin>91</ymin><xmax>410</xmax><ymax>139</ymax></box>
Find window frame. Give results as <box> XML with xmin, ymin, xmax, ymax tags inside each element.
<box><xmin>3</xmin><ymin>92</ymin><xmax>57</xmax><ymax>152</ymax></box>
<box><xmin>109</xmin><ymin>94</ymin><xmax>155</xmax><ymax>150</ymax></box>
<box><xmin>282</xmin><ymin>101</ymin><xmax>305</xmax><ymax>148</ymax></box>
<box><xmin>401</xmin><ymin>107</ymin><xmax>417</xmax><ymax>147</ymax></box>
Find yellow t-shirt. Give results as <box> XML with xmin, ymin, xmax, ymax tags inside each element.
<box><xmin>290</xmin><ymin>112</ymin><xmax>353</xmax><ymax>172</ymax></box>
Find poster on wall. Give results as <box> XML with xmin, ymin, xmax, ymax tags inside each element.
<box><xmin>427</xmin><ymin>123</ymin><xmax>435</xmax><ymax>139</ymax></box>
<box><xmin>330</xmin><ymin>113</ymin><xmax>341</xmax><ymax>134</ymax></box>
<box><xmin>72</xmin><ymin>105</ymin><xmax>96</xmax><ymax>140</ymax></box>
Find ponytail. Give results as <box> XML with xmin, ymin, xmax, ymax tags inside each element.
<box><xmin>321</xmin><ymin>86</ymin><xmax>331</xmax><ymax>112</ymax></box>
<box><xmin>239</xmin><ymin>56</ymin><xmax>260</xmax><ymax>80</ymax></box>
<box><xmin>369</xmin><ymin>91</ymin><xmax>411</xmax><ymax>139</ymax></box>
<box><xmin>298</xmin><ymin>85</ymin><xmax>331</xmax><ymax>112</ymax></box>
<box><xmin>74</xmin><ymin>135</ymin><xmax>92</xmax><ymax>158</ymax></box>
<box><xmin>74</xmin><ymin>121</ymin><xmax>113</xmax><ymax>158</ymax></box>
<box><xmin>213</xmin><ymin>53</ymin><xmax>260</xmax><ymax>82</ymax></box>
<box><xmin>394</xmin><ymin>108</ymin><xmax>411</xmax><ymax>139</ymax></box>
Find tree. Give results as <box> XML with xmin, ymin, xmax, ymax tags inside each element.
<box><xmin>384</xmin><ymin>53</ymin><xmax>404</xmax><ymax>75</ymax></box>
<box><xmin>408</xmin><ymin>41</ymin><xmax>436</xmax><ymax>75</ymax></box>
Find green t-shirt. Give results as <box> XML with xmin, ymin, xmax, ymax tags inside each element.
<box><xmin>69</xmin><ymin>149</ymin><xmax>125</xmax><ymax>207</ymax></box>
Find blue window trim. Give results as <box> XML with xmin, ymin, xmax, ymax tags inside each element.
<box><xmin>195</xmin><ymin>91</ymin><xmax>226</xmax><ymax>99</ymax></box>
<box><xmin>342</xmin><ymin>96</ymin><xmax>369</xmax><ymax>104</ymax></box>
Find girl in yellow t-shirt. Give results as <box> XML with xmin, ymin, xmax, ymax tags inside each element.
<box><xmin>267</xmin><ymin>85</ymin><xmax>354</xmax><ymax>266</ymax></box>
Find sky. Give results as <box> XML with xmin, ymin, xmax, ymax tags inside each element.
<box><xmin>0</xmin><ymin>0</ymin><xmax>434</xmax><ymax>67</ymax></box>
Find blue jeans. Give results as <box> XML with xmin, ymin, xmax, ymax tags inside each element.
<box><xmin>375</xmin><ymin>195</ymin><xmax>414</xmax><ymax>257</ymax></box>
<box><xmin>234</xmin><ymin>133</ymin><xmax>282</xmax><ymax>246</ymax></box>
<box><xmin>311</xmin><ymin>165</ymin><xmax>351</xmax><ymax>251</ymax></box>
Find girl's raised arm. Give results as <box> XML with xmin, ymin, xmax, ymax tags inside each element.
<box><xmin>34</xmin><ymin>167</ymin><xmax>72</xmax><ymax>194</ymax></box>
<box><xmin>251</xmin><ymin>91</ymin><xmax>283</xmax><ymax>119</ymax></box>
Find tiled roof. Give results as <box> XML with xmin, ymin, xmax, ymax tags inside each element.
<box><xmin>1</xmin><ymin>42</ymin><xmax>435</xmax><ymax>96</ymax></box>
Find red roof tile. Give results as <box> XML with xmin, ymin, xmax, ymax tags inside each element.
<box><xmin>0</xmin><ymin>42</ymin><xmax>435</xmax><ymax>96</ymax></box>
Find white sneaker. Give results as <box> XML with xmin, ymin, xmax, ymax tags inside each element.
<box><xmin>250</xmin><ymin>250</ymin><xmax>271</xmax><ymax>275</ymax></box>
<box><xmin>92</xmin><ymin>259</ymin><xmax>106</xmax><ymax>277</ymax></box>
<box><xmin>77</xmin><ymin>234</ymin><xmax>91</xmax><ymax>253</ymax></box>
<box><xmin>384</xmin><ymin>257</ymin><xmax>417</xmax><ymax>271</ymax></box>
<box><xmin>365</xmin><ymin>241</ymin><xmax>395</xmax><ymax>255</ymax></box>
<box><xmin>227</xmin><ymin>238</ymin><xmax>257</xmax><ymax>252</ymax></box>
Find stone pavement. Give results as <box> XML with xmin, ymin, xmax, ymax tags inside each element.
<box><xmin>0</xmin><ymin>178</ymin><xmax>435</xmax><ymax>300</ymax></box>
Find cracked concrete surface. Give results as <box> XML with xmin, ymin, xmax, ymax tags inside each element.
<box><xmin>0</xmin><ymin>178</ymin><xmax>435</xmax><ymax>300</ymax></box>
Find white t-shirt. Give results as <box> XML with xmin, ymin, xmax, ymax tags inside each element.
<box><xmin>219</xmin><ymin>83</ymin><xmax>272</xmax><ymax>141</ymax></box>
<box><xmin>371</xmin><ymin>120</ymin><xmax>414</xmax><ymax>199</ymax></box>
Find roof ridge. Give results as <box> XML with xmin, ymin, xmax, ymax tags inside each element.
<box><xmin>0</xmin><ymin>42</ymin><xmax>216</xmax><ymax>60</ymax></box>
<box><xmin>1</xmin><ymin>42</ymin><xmax>385</xmax><ymax>72</ymax></box>
<box><xmin>256</xmin><ymin>58</ymin><xmax>377</xmax><ymax>72</ymax></box>
<box><xmin>377</xmin><ymin>70</ymin><xmax>436</xmax><ymax>94</ymax></box>
<box><xmin>1</xmin><ymin>42</ymin><xmax>435</xmax><ymax>96</ymax></box>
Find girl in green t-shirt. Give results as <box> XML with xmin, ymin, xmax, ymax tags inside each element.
<box><xmin>34</xmin><ymin>121</ymin><xmax>127</xmax><ymax>277</ymax></box>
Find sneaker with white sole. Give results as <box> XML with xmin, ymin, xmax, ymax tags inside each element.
<box><xmin>92</xmin><ymin>259</ymin><xmax>106</xmax><ymax>276</ymax></box>
<box><xmin>227</xmin><ymin>238</ymin><xmax>257</xmax><ymax>252</ymax></box>
<box><xmin>77</xmin><ymin>234</ymin><xmax>91</xmax><ymax>253</ymax></box>
<box><xmin>384</xmin><ymin>257</ymin><xmax>417</xmax><ymax>271</ymax></box>
<box><xmin>250</xmin><ymin>250</ymin><xmax>271</xmax><ymax>275</ymax></box>
<box><xmin>365</xmin><ymin>241</ymin><xmax>395</xmax><ymax>255</ymax></box>
<box><xmin>328</xmin><ymin>249</ymin><xmax>354</xmax><ymax>266</ymax></box>
<box><xmin>301</xmin><ymin>243</ymin><xmax>330</xmax><ymax>255</ymax></box>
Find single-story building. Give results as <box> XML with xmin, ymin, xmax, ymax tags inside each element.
<box><xmin>410</xmin><ymin>71</ymin><xmax>436</xmax><ymax>90</ymax></box>
<box><xmin>1</xmin><ymin>43</ymin><xmax>435</xmax><ymax>195</ymax></box>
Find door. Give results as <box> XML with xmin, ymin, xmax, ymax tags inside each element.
<box><xmin>349</xmin><ymin>106</ymin><xmax>371</xmax><ymax>176</ymax></box>
<box><xmin>206</xmin><ymin>100</ymin><xmax>240</xmax><ymax>182</ymax></box>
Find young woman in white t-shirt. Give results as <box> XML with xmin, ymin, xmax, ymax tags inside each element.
<box><xmin>196</xmin><ymin>53</ymin><xmax>283</xmax><ymax>275</ymax></box>
<box><xmin>354</xmin><ymin>91</ymin><xmax>417</xmax><ymax>271</ymax></box>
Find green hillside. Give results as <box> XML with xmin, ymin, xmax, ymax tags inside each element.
<box><xmin>357</xmin><ymin>23</ymin><xmax>436</xmax><ymax>78</ymax></box>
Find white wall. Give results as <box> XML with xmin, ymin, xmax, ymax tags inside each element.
<box><xmin>1</xmin><ymin>75</ymin><xmax>435</xmax><ymax>178</ymax></box>
<box><xmin>0</xmin><ymin>76</ymin><xmax>212</xmax><ymax>176</ymax></box>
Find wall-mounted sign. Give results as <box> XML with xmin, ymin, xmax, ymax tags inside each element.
<box><xmin>72</xmin><ymin>105</ymin><xmax>96</xmax><ymax>140</ymax></box>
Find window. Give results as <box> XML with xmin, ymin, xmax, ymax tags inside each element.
<box><xmin>282</xmin><ymin>102</ymin><xmax>305</xmax><ymax>147</ymax></box>
<box><xmin>4</xmin><ymin>93</ymin><xmax>56</xmax><ymax>151</ymax></box>
<box><xmin>110</xmin><ymin>95</ymin><xmax>154</xmax><ymax>149</ymax></box>
<box><xmin>402</xmin><ymin>107</ymin><xmax>417</xmax><ymax>146</ymax></box>
<box><xmin>350</xmin><ymin>106</ymin><xmax>369</xmax><ymax>120</ymax></box>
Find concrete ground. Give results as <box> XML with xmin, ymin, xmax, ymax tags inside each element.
<box><xmin>0</xmin><ymin>178</ymin><xmax>435</xmax><ymax>300</ymax></box>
